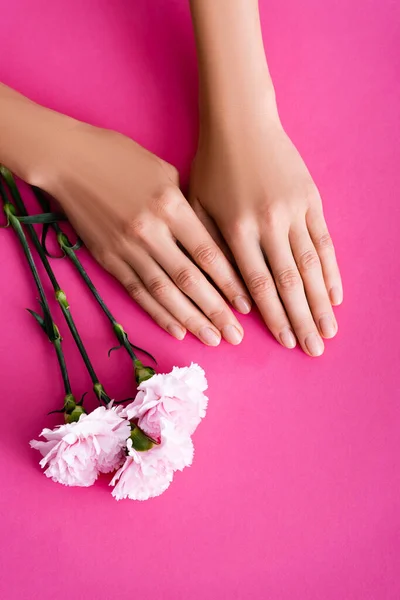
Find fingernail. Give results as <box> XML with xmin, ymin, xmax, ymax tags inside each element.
<box><xmin>222</xmin><ymin>324</ymin><xmax>243</xmax><ymax>345</ymax></box>
<box><xmin>199</xmin><ymin>327</ymin><xmax>221</xmax><ymax>346</ymax></box>
<box><xmin>233</xmin><ymin>295</ymin><xmax>252</xmax><ymax>314</ymax></box>
<box><xmin>305</xmin><ymin>333</ymin><xmax>324</xmax><ymax>357</ymax></box>
<box><xmin>330</xmin><ymin>286</ymin><xmax>343</xmax><ymax>306</ymax></box>
<box><xmin>167</xmin><ymin>324</ymin><xmax>186</xmax><ymax>340</ymax></box>
<box><xmin>280</xmin><ymin>328</ymin><xmax>297</xmax><ymax>349</ymax></box>
<box><xmin>319</xmin><ymin>314</ymin><xmax>337</xmax><ymax>339</ymax></box>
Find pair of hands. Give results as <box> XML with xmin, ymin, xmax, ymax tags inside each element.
<box><xmin>39</xmin><ymin>108</ymin><xmax>342</xmax><ymax>356</ymax></box>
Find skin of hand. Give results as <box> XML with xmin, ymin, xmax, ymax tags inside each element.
<box><xmin>189</xmin><ymin>0</ymin><xmax>343</xmax><ymax>357</ymax></box>
<box><xmin>190</xmin><ymin>109</ymin><xmax>342</xmax><ymax>357</ymax></box>
<box><xmin>0</xmin><ymin>84</ymin><xmax>251</xmax><ymax>346</ymax></box>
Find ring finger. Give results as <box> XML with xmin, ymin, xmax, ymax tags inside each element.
<box><xmin>262</xmin><ymin>229</ymin><xmax>325</xmax><ymax>357</ymax></box>
<box><xmin>289</xmin><ymin>224</ymin><xmax>338</xmax><ymax>339</ymax></box>
<box><xmin>147</xmin><ymin>237</ymin><xmax>244</xmax><ymax>344</ymax></box>
<box><xmin>124</xmin><ymin>246</ymin><xmax>239</xmax><ymax>346</ymax></box>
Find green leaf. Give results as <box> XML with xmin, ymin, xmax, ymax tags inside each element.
<box><xmin>26</xmin><ymin>309</ymin><xmax>46</xmax><ymax>331</ymax></box>
<box><xmin>18</xmin><ymin>212</ymin><xmax>67</xmax><ymax>225</ymax></box>
<box><xmin>108</xmin><ymin>344</ymin><xmax>122</xmax><ymax>357</ymax></box>
<box><xmin>41</xmin><ymin>223</ymin><xmax>65</xmax><ymax>259</ymax></box>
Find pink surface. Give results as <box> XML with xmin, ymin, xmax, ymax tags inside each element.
<box><xmin>0</xmin><ymin>1</ymin><xmax>399</xmax><ymax>598</ymax></box>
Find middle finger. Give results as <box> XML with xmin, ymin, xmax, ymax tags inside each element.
<box><xmin>262</xmin><ymin>229</ymin><xmax>325</xmax><ymax>357</ymax></box>
<box><xmin>149</xmin><ymin>236</ymin><xmax>244</xmax><ymax>344</ymax></box>
<box><xmin>289</xmin><ymin>224</ymin><xmax>338</xmax><ymax>339</ymax></box>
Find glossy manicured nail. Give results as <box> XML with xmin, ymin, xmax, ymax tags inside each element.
<box><xmin>280</xmin><ymin>328</ymin><xmax>297</xmax><ymax>349</ymax></box>
<box><xmin>167</xmin><ymin>324</ymin><xmax>186</xmax><ymax>340</ymax></box>
<box><xmin>199</xmin><ymin>327</ymin><xmax>221</xmax><ymax>346</ymax></box>
<box><xmin>319</xmin><ymin>315</ymin><xmax>337</xmax><ymax>339</ymax></box>
<box><xmin>222</xmin><ymin>324</ymin><xmax>243</xmax><ymax>345</ymax></box>
<box><xmin>233</xmin><ymin>295</ymin><xmax>252</xmax><ymax>314</ymax></box>
<box><xmin>330</xmin><ymin>286</ymin><xmax>343</xmax><ymax>306</ymax></box>
<box><xmin>305</xmin><ymin>333</ymin><xmax>324</xmax><ymax>357</ymax></box>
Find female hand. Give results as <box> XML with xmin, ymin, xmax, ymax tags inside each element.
<box><xmin>32</xmin><ymin>121</ymin><xmax>251</xmax><ymax>345</ymax></box>
<box><xmin>189</xmin><ymin>110</ymin><xmax>343</xmax><ymax>356</ymax></box>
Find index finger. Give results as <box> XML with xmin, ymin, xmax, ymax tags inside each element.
<box><xmin>228</xmin><ymin>233</ymin><xmax>297</xmax><ymax>349</ymax></box>
<box><xmin>171</xmin><ymin>200</ymin><xmax>252</xmax><ymax>315</ymax></box>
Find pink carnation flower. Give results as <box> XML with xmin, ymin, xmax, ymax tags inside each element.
<box><xmin>121</xmin><ymin>363</ymin><xmax>208</xmax><ymax>439</ymax></box>
<box><xmin>111</xmin><ymin>438</ymin><xmax>174</xmax><ymax>501</ymax></box>
<box><xmin>30</xmin><ymin>406</ymin><xmax>131</xmax><ymax>487</ymax></box>
<box><xmin>111</xmin><ymin>418</ymin><xmax>193</xmax><ymax>501</ymax></box>
<box><xmin>158</xmin><ymin>418</ymin><xmax>194</xmax><ymax>471</ymax></box>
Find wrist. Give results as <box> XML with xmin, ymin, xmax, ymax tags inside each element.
<box><xmin>190</xmin><ymin>0</ymin><xmax>280</xmax><ymax>130</ymax></box>
<box><xmin>199</xmin><ymin>82</ymin><xmax>280</xmax><ymax>132</ymax></box>
<box><xmin>0</xmin><ymin>86</ymin><xmax>78</xmax><ymax>190</ymax></box>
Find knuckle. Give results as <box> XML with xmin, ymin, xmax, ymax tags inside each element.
<box><xmin>225</xmin><ymin>218</ymin><xmax>251</xmax><ymax>242</ymax></box>
<box><xmin>122</xmin><ymin>217</ymin><xmax>148</xmax><ymax>241</ymax></box>
<box><xmin>125</xmin><ymin>280</ymin><xmax>145</xmax><ymax>302</ymax></box>
<box><xmin>247</xmin><ymin>272</ymin><xmax>275</xmax><ymax>298</ymax></box>
<box><xmin>221</xmin><ymin>276</ymin><xmax>237</xmax><ymax>292</ymax></box>
<box><xmin>298</xmin><ymin>249</ymin><xmax>320</xmax><ymax>272</ymax></box>
<box><xmin>192</xmin><ymin>243</ymin><xmax>218</xmax><ymax>268</ymax></box>
<box><xmin>277</xmin><ymin>268</ymin><xmax>301</xmax><ymax>291</ymax></box>
<box><xmin>174</xmin><ymin>267</ymin><xmax>199</xmax><ymax>291</ymax></box>
<box><xmin>207</xmin><ymin>306</ymin><xmax>225</xmax><ymax>321</ymax></box>
<box><xmin>163</xmin><ymin>162</ymin><xmax>179</xmax><ymax>184</ymax></box>
<box><xmin>147</xmin><ymin>277</ymin><xmax>170</xmax><ymax>299</ymax></box>
<box><xmin>305</xmin><ymin>184</ymin><xmax>322</xmax><ymax>205</ymax></box>
<box><xmin>92</xmin><ymin>249</ymin><xmax>113</xmax><ymax>271</ymax></box>
<box><xmin>152</xmin><ymin>187</ymin><xmax>180</xmax><ymax>216</ymax></box>
<box><xmin>315</xmin><ymin>232</ymin><xmax>334</xmax><ymax>250</ymax></box>
<box><xmin>182</xmin><ymin>315</ymin><xmax>198</xmax><ymax>331</ymax></box>
<box><xmin>261</xmin><ymin>207</ymin><xmax>282</xmax><ymax>229</ymax></box>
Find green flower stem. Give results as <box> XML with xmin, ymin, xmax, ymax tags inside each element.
<box><xmin>0</xmin><ymin>178</ymin><xmax>72</xmax><ymax>398</ymax></box>
<box><xmin>0</xmin><ymin>167</ymin><xmax>111</xmax><ymax>405</ymax></box>
<box><xmin>32</xmin><ymin>186</ymin><xmax>137</xmax><ymax>361</ymax></box>
<box><xmin>62</xmin><ymin>237</ymin><xmax>136</xmax><ymax>362</ymax></box>
<box><xmin>54</xmin><ymin>336</ymin><xmax>72</xmax><ymax>396</ymax></box>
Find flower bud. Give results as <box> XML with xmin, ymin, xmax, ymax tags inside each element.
<box><xmin>113</xmin><ymin>322</ymin><xmax>126</xmax><ymax>346</ymax></box>
<box><xmin>56</xmin><ymin>232</ymin><xmax>69</xmax><ymax>249</ymax></box>
<box><xmin>134</xmin><ymin>360</ymin><xmax>155</xmax><ymax>385</ymax></box>
<box><xmin>3</xmin><ymin>202</ymin><xmax>16</xmax><ymax>219</ymax></box>
<box><xmin>55</xmin><ymin>289</ymin><xmax>69</xmax><ymax>310</ymax></box>
<box><xmin>130</xmin><ymin>426</ymin><xmax>154</xmax><ymax>451</ymax></box>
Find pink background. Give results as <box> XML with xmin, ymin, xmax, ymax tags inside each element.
<box><xmin>0</xmin><ymin>1</ymin><xmax>399</xmax><ymax>598</ymax></box>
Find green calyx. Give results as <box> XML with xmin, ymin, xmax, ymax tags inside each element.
<box><xmin>134</xmin><ymin>359</ymin><xmax>155</xmax><ymax>385</ymax></box>
<box><xmin>65</xmin><ymin>405</ymin><xmax>86</xmax><ymax>423</ymax></box>
<box><xmin>93</xmin><ymin>382</ymin><xmax>109</xmax><ymax>403</ymax></box>
<box><xmin>130</xmin><ymin>426</ymin><xmax>154</xmax><ymax>452</ymax></box>
<box><xmin>63</xmin><ymin>394</ymin><xmax>86</xmax><ymax>424</ymax></box>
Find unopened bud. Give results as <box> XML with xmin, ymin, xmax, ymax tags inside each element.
<box><xmin>56</xmin><ymin>232</ymin><xmax>69</xmax><ymax>248</ymax></box>
<box><xmin>55</xmin><ymin>289</ymin><xmax>69</xmax><ymax>310</ymax></box>
<box><xmin>113</xmin><ymin>322</ymin><xmax>126</xmax><ymax>345</ymax></box>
